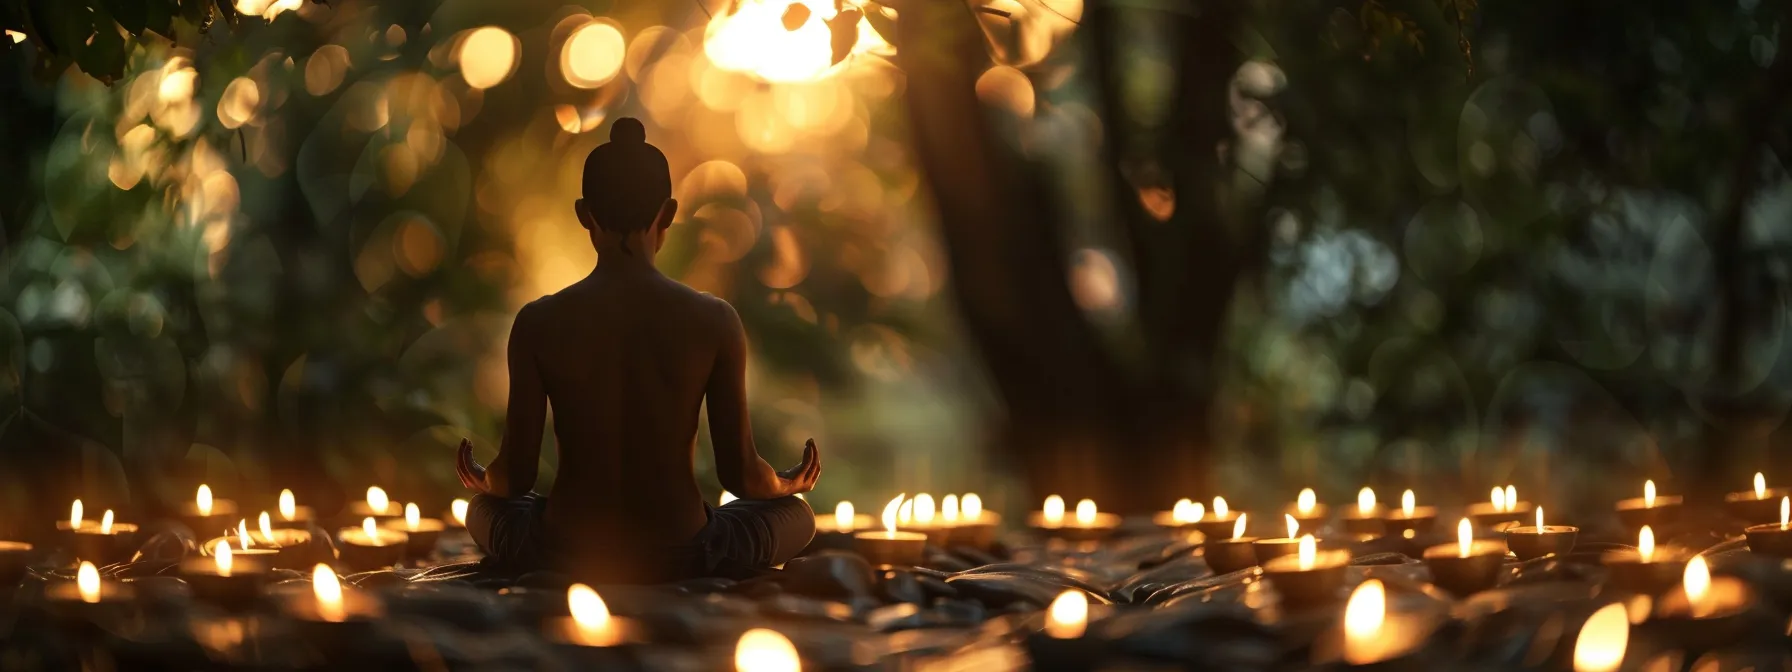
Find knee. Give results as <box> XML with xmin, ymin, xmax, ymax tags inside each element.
<box><xmin>777</xmin><ymin>496</ymin><xmax>816</xmax><ymax>542</ymax></box>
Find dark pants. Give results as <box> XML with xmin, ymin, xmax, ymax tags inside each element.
<box><xmin>466</xmin><ymin>493</ymin><xmax>816</xmax><ymax>582</ymax></box>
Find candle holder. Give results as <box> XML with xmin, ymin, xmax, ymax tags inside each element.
<box><xmin>342</xmin><ymin>502</ymin><xmax>404</xmax><ymax>525</ymax></box>
<box><xmin>1743</xmin><ymin>523</ymin><xmax>1792</xmax><ymax>558</ymax></box>
<box><xmin>180</xmin><ymin>501</ymin><xmax>239</xmax><ymax>539</ymax></box>
<box><xmin>380</xmin><ymin>519</ymin><xmax>446</xmax><ymax>559</ymax></box>
<box><xmin>1503</xmin><ymin>524</ymin><xmax>1577</xmax><ymax>561</ymax></box>
<box><xmin>1285</xmin><ymin>505</ymin><xmax>1330</xmax><ymax>535</ymax></box>
<box><xmin>1614</xmin><ymin>496</ymin><xmax>1684</xmax><ymax>531</ymax></box>
<box><xmin>44</xmin><ymin>573</ymin><xmax>136</xmax><ymax>624</ymax></box>
<box><xmin>0</xmin><ymin>541</ymin><xmax>34</xmax><ymax>585</ymax></box>
<box><xmin>1190</xmin><ymin>514</ymin><xmax>1244</xmax><ymax>543</ymax></box>
<box><xmin>851</xmin><ymin>529</ymin><xmax>928</xmax><ymax>566</ymax></box>
<box><xmin>1341</xmin><ymin>509</ymin><xmax>1385</xmax><ymax>536</ymax></box>
<box><xmin>1382</xmin><ymin>507</ymin><xmax>1438</xmax><ymax>539</ymax></box>
<box><xmin>1252</xmin><ymin>537</ymin><xmax>1345</xmax><ymax>566</ymax></box>
<box><xmin>947</xmin><ymin>513</ymin><xmax>1001</xmax><ymax>550</ymax></box>
<box><xmin>1422</xmin><ymin>540</ymin><xmax>1507</xmax><ymax>597</ymax></box>
<box><xmin>272</xmin><ymin>507</ymin><xmax>316</xmax><ymax>530</ymax></box>
<box><xmin>279</xmin><ymin>585</ymin><xmax>385</xmax><ymax>656</ymax></box>
<box><xmin>899</xmin><ymin>522</ymin><xmax>954</xmax><ymax>548</ymax></box>
<box><xmin>337</xmin><ymin>526</ymin><xmax>408</xmax><ymax>571</ymax></box>
<box><xmin>813</xmin><ymin>514</ymin><xmax>875</xmax><ymax>536</ymax></box>
<box><xmin>1650</xmin><ymin>575</ymin><xmax>1753</xmax><ymax>651</ymax></box>
<box><xmin>1261</xmin><ymin>549</ymin><xmax>1352</xmax><ymax>608</ymax></box>
<box><xmin>1601</xmin><ymin>548</ymin><xmax>1687</xmax><ymax>595</ymax></box>
<box><xmin>1203</xmin><ymin>536</ymin><xmax>1261</xmax><ymax>575</ymax></box>
<box><xmin>1026</xmin><ymin>512</ymin><xmax>1121</xmax><ymax>542</ymax></box>
<box><xmin>180</xmin><ymin>555</ymin><xmax>269</xmax><ymax>611</ymax></box>
<box><xmin>552</xmin><ymin>614</ymin><xmax>646</xmax><ymax>648</ymax></box>
<box><xmin>67</xmin><ymin>523</ymin><xmax>140</xmax><ymax>565</ymax></box>
<box><xmin>1464</xmin><ymin>501</ymin><xmax>1533</xmax><ymax>529</ymax></box>
<box><xmin>1724</xmin><ymin>489</ymin><xmax>1791</xmax><ymax>525</ymax></box>
<box><xmin>204</xmin><ymin>537</ymin><xmax>281</xmax><ymax>564</ymax></box>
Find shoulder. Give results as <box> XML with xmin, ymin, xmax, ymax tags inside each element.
<box><xmin>512</xmin><ymin>297</ymin><xmax>554</xmax><ymax>333</ymax></box>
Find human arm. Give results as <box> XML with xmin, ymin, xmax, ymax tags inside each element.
<box><xmin>705</xmin><ymin>301</ymin><xmax>820</xmax><ymax>500</ymax></box>
<box><xmin>457</xmin><ymin>303</ymin><xmax>547</xmax><ymax>497</ymax></box>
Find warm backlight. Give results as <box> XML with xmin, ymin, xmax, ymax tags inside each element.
<box><xmin>942</xmin><ymin>494</ymin><xmax>959</xmax><ymax>522</ymax></box>
<box><xmin>1284</xmin><ymin>513</ymin><xmax>1299</xmax><ymax>539</ymax></box>
<box><xmin>882</xmin><ymin>494</ymin><xmax>904</xmax><ymax>534</ymax></box>
<box><xmin>914</xmin><ymin>494</ymin><xmax>936</xmax><ymax>525</ymax></box>
<box><xmin>312</xmin><ymin>564</ymin><xmax>345</xmax><ymax>622</ymax></box>
<box><xmin>1042</xmin><ymin>495</ymin><xmax>1065</xmax><ymax>526</ymax></box>
<box><xmin>1298</xmin><ymin>535</ymin><xmax>1316</xmax><ymax>570</ymax></box>
<box><xmin>197</xmin><ymin>484</ymin><xmax>214</xmax><ymax>517</ymax></box>
<box><xmin>367</xmin><ymin>486</ymin><xmax>389</xmax><ymax>514</ymax></box>
<box><xmin>1344</xmin><ymin>579</ymin><xmax>1385</xmax><ymax>640</ymax></box>
<box><xmin>1074</xmin><ymin>499</ymin><xmax>1097</xmax><ymax>526</ymax></box>
<box><xmin>1357</xmin><ymin>487</ymin><xmax>1376</xmax><ymax>515</ymax></box>
<box><xmin>1213</xmin><ymin>496</ymin><xmax>1229</xmax><ymax>519</ymax></box>
<box><xmin>962</xmin><ymin>493</ymin><xmax>983</xmax><ymax>521</ymax></box>
<box><xmin>1401</xmin><ymin>490</ymin><xmax>1415</xmax><ymax>517</ymax></box>
<box><xmin>1756</xmin><ymin>472</ymin><xmax>1767</xmax><ymax>499</ymax></box>
<box><xmin>405</xmin><ymin>503</ymin><xmax>421</xmax><ymax>531</ymax></box>
<box><xmin>1045</xmin><ymin>590</ymin><xmax>1088</xmax><ymax>639</ymax></box>
<box><xmin>834</xmin><ymin>501</ymin><xmax>854</xmax><ymax>531</ymax></box>
<box><xmin>734</xmin><ymin>628</ymin><xmax>801</xmax><ymax>672</ymax></box>
<box><xmin>1233</xmin><ymin>513</ymin><xmax>1248</xmax><ymax>540</ymax></box>
<box><xmin>452</xmin><ymin>499</ymin><xmax>469</xmax><ymax>526</ymax></box>
<box><xmin>1684</xmin><ymin>555</ymin><xmax>1710</xmax><ymax>614</ymax></box>
<box><xmin>70</xmin><ymin>499</ymin><xmax>83</xmax><ymax>530</ymax></box>
<box><xmin>77</xmin><ymin>561</ymin><xmax>101</xmax><ymax>603</ymax></box>
<box><xmin>1458</xmin><ymin>518</ymin><xmax>1473</xmax><ymax>558</ymax></box>
<box><xmin>1571</xmin><ymin>602</ymin><xmax>1629</xmax><ymax>672</ymax></box>
<box><xmin>280</xmin><ymin>489</ymin><xmax>297</xmax><ymax>520</ymax></box>
<box><xmin>568</xmin><ymin>583</ymin><xmax>611</xmax><ymax>634</ymax></box>
<box><xmin>215</xmin><ymin>541</ymin><xmax>234</xmax><ymax>577</ymax></box>
<box><xmin>100</xmin><ymin>509</ymin><xmax>114</xmax><ymax>535</ymax></box>
<box><xmin>1638</xmin><ymin>525</ymin><xmax>1655</xmax><ymax>562</ymax></box>
<box><xmin>1297</xmin><ymin>488</ymin><xmax>1316</xmax><ymax>515</ymax></box>
<box><xmin>1643</xmin><ymin>480</ymin><xmax>1656</xmax><ymax>508</ymax></box>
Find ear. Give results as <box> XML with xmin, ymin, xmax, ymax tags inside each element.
<box><xmin>652</xmin><ymin>198</ymin><xmax>678</xmax><ymax>229</ymax></box>
<box><xmin>574</xmin><ymin>199</ymin><xmax>597</xmax><ymax>231</ymax></box>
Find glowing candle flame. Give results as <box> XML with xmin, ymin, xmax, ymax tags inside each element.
<box><xmin>1571</xmin><ymin>602</ymin><xmax>1629</xmax><ymax>672</ymax></box>
<box><xmin>1233</xmin><ymin>513</ymin><xmax>1248</xmax><ymax>540</ymax></box>
<box><xmin>1638</xmin><ymin>525</ymin><xmax>1654</xmax><ymax>563</ymax></box>
<box><xmin>1042</xmin><ymin>495</ymin><xmax>1065</xmax><ymax>526</ymax></box>
<box><xmin>70</xmin><ymin>499</ymin><xmax>83</xmax><ymax>530</ymax></box>
<box><xmin>567</xmin><ymin>583</ymin><xmax>611</xmax><ymax>638</ymax></box>
<box><xmin>1074</xmin><ymin>499</ymin><xmax>1097</xmax><ymax>526</ymax></box>
<box><xmin>367</xmin><ymin>486</ymin><xmax>389</xmax><ymax>514</ymax></box>
<box><xmin>100</xmin><ymin>510</ymin><xmax>114</xmax><ymax>535</ymax></box>
<box><xmin>1172</xmin><ymin>498</ymin><xmax>1195</xmax><ymax>523</ymax></box>
<box><xmin>1344</xmin><ymin>579</ymin><xmax>1385</xmax><ymax>642</ymax></box>
<box><xmin>882</xmin><ymin>494</ymin><xmax>904</xmax><ymax>534</ymax></box>
<box><xmin>1684</xmin><ymin>555</ymin><xmax>1710</xmax><ymax>613</ymax></box>
<box><xmin>1782</xmin><ymin>496</ymin><xmax>1789</xmax><ymax>531</ymax></box>
<box><xmin>1213</xmin><ymin>496</ymin><xmax>1229</xmax><ymax>519</ymax></box>
<box><xmin>734</xmin><ymin>628</ymin><xmax>801</xmax><ymax>672</ymax></box>
<box><xmin>260</xmin><ymin>512</ymin><xmax>275</xmax><ymax>544</ymax></box>
<box><xmin>1297</xmin><ymin>488</ymin><xmax>1316</xmax><ymax>515</ymax></box>
<box><xmin>962</xmin><ymin>493</ymin><xmax>983</xmax><ymax>521</ymax></box>
<box><xmin>1505</xmin><ymin>485</ymin><xmax>1517</xmax><ymax>511</ymax></box>
<box><xmin>898</xmin><ymin>498</ymin><xmax>914</xmax><ymax>524</ymax></box>
<box><xmin>1755</xmin><ymin>472</ymin><xmax>1767</xmax><ymax>499</ymax></box>
<box><xmin>312</xmin><ymin>564</ymin><xmax>345</xmax><ymax>623</ymax></box>
<box><xmin>1357</xmin><ymin>487</ymin><xmax>1376</xmax><ymax>515</ymax></box>
<box><xmin>1401</xmin><ymin>489</ymin><xmax>1415</xmax><ymax>517</ymax></box>
<box><xmin>238</xmin><ymin>519</ymin><xmax>251</xmax><ymax>550</ymax></box>
<box><xmin>280</xmin><ymin>489</ymin><xmax>297</xmax><ymax>520</ymax></box>
<box><xmin>1458</xmin><ymin>518</ymin><xmax>1472</xmax><ymax>558</ymax></box>
<box><xmin>197</xmin><ymin>484</ymin><xmax>214</xmax><ymax>517</ymax></box>
<box><xmin>405</xmin><ymin>503</ymin><xmax>421</xmax><ymax>531</ymax></box>
<box><xmin>1536</xmin><ymin>507</ymin><xmax>1544</xmax><ymax>530</ymax></box>
<box><xmin>1490</xmin><ymin>487</ymin><xmax>1505</xmax><ymax>512</ymax></box>
<box><xmin>1191</xmin><ymin>501</ymin><xmax>1205</xmax><ymax>523</ymax></box>
<box><xmin>1643</xmin><ymin>480</ymin><xmax>1656</xmax><ymax>508</ymax></box>
<box><xmin>914</xmin><ymin>494</ymin><xmax>936</xmax><ymax>525</ymax></box>
<box><xmin>1284</xmin><ymin>513</ymin><xmax>1299</xmax><ymax>539</ymax></box>
<box><xmin>215</xmin><ymin>540</ymin><xmax>234</xmax><ymax>577</ymax></box>
<box><xmin>942</xmin><ymin>494</ymin><xmax>959</xmax><ymax>522</ymax></box>
<box><xmin>452</xmin><ymin>499</ymin><xmax>469</xmax><ymax>526</ymax></box>
<box><xmin>77</xmin><ymin>561</ymin><xmax>100</xmax><ymax>603</ymax></box>
<box><xmin>1298</xmin><ymin>534</ymin><xmax>1316</xmax><ymax>571</ymax></box>
<box><xmin>834</xmin><ymin>501</ymin><xmax>854</xmax><ymax>531</ymax></box>
<box><xmin>1044</xmin><ymin>590</ymin><xmax>1088</xmax><ymax>639</ymax></box>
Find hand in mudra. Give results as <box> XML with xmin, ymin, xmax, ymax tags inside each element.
<box><xmin>456</xmin><ymin>439</ymin><xmax>491</xmax><ymax>494</ymax></box>
<box><xmin>775</xmin><ymin>439</ymin><xmax>821</xmax><ymax>496</ymax></box>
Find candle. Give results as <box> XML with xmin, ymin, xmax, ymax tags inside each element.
<box><xmin>1381</xmin><ymin>489</ymin><xmax>1438</xmax><ymax>541</ymax></box>
<box><xmin>1683</xmin><ymin>555</ymin><xmax>1712</xmax><ymax>617</ymax></box>
<box><xmin>1504</xmin><ymin>506</ymin><xmax>1578</xmax><ymax>561</ymax></box>
<box><xmin>448</xmin><ymin>498</ymin><xmax>470</xmax><ymax>528</ymax></box>
<box><xmin>1044</xmin><ymin>589</ymin><xmax>1088</xmax><ymax>638</ymax></box>
<box><xmin>942</xmin><ymin>494</ymin><xmax>960</xmax><ymax>522</ymax></box>
<box><xmin>1422</xmin><ymin>518</ymin><xmax>1507</xmax><ymax>597</ymax></box>
<box><xmin>345</xmin><ymin>486</ymin><xmax>403</xmax><ymax>522</ymax></box>
<box><xmin>246</xmin><ymin>511</ymin><xmax>318</xmax><ymax>570</ymax></box>
<box><xmin>1651</xmin><ymin>552</ymin><xmax>1755</xmax><ymax>648</ymax></box>
<box><xmin>45</xmin><ymin>560</ymin><xmax>134</xmax><ymax>620</ymax></box>
<box><xmin>1602</xmin><ymin>524</ymin><xmax>1686</xmax><ymax>595</ymax></box>
<box><xmin>1251</xmin><ymin>514</ymin><xmax>1316</xmax><ymax>565</ymax></box>
<box><xmin>897</xmin><ymin>492</ymin><xmax>953</xmax><ymax>546</ymax></box>
<box><xmin>313</xmin><ymin>564</ymin><xmax>346</xmax><ymax>622</ymax></box>
<box><xmin>0</xmin><ymin>540</ymin><xmax>34</xmax><ymax>586</ymax></box>
<box><xmin>1153</xmin><ymin>498</ymin><xmax>1205</xmax><ymax>529</ymax></box>
<box><xmin>379</xmin><ymin>503</ymin><xmax>445</xmax><ymax>559</ymax></box>
<box><xmin>851</xmin><ymin>494</ymin><xmax>927</xmax><ymax>566</ymax></box>
<box><xmin>945</xmin><ymin>492</ymin><xmax>1000</xmax><ymax>550</ymax></box>
<box><xmin>282</xmin><ymin>564</ymin><xmax>383</xmax><ymax>654</ymax></box>
<box><xmin>1615</xmin><ymin>479</ymin><xmax>1684</xmax><ymax>530</ymax></box>
<box><xmin>180</xmin><ymin>538</ymin><xmax>269</xmax><ymax>610</ymax></box>
<box><xmin>1342</xmin><ymin>487</ymin><xmax>1385</xmax><ymax>536</ymax></box>
<box><xmin>1465</xmin><ymin>484</ymin><xmax>1534</xmax><ymax>528</ymax></box>
<box><xmin>182</xmin><ymin>484</ymin><xmax>238</xmax><ymax>538</ymax></box>
<box><xmin>816</xmin><ymin>501</ymin><xmax>869</xmax><ymax>533</ymax></box>
<box><xmin>1724</xmin><ymin>472</ymin><xmax>1791</xmax><ymax>524</ymax></box>
<box><xmin>1191</xmin><ymin>495</ymin><xmax>1245</xmax><ymax>541</ymax></box>
<box><xmin>1570</xmin><ymin>602</ymin><xmax>1629</xmax><ymax>672</ymax></box>
<box><xmin>1285</xmin><ymin>487</ymin><xmax>1329</xmax><ymax>531</ymax></box>
<box><xmin>734</xmin><ymin>628</ymin><xmax>801</xmax><ymax>672</ymax></box>
<box><xmin>1028</xmin><ymin>495</ymin><xmax>1118</xmax><ymax>541</ymax></box>
<box><xmin>1743</xmin><ymin>496</ymin><xmax>1792</xmax><ymax>557</ymax></box>
<box><xmin>67</xmin><ymin>508</ymin><xmax>139</xmax><ymax>565</ymax></box>
<box><xmin>1202</xmin><ymin>513</ymin><xmax>1260</xmax><ymax>574</ymax></box>
<box><xmin>337</xmin><ymin>516</ymin><xmax>408</xmax><ymax>571</ymax></box>
<box><xmin>1024</xmin><ymin>589</ymin><xmax>1101</xmax><ymax>672</ymax></box>
<box><xmin>1261</xmin><ymin>535</ymin><xmax>1352</xmax><ymax>607</ymax></box>
<box><xmin>205</xmin><ymin>519</ymin><xmax>280</xmax><ymax>563</ymax></box>
<box><xmin>552</xmin><ymin>583</ymin><xmax>643</xmax><ymax>647</ymax></box>
<box><xmin>1339</xmin><ymin>579</ymin><xmax>1424</xmax><ymax>665</ymax></box>
<box><xmin>274</xmin><ymin>489</ymin><xmax>316</xmax><ymax>528</ymax></box>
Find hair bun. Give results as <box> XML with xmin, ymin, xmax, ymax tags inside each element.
<box><xmin>609</xmin><ymin>117</ymin><xmax>646</xmax><ymax>144</ymax></box>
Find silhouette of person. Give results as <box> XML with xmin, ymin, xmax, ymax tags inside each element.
<box><xmin>454</xmin><ymin>118</ymin><xmax>820</xmax><ymax>583</ymax></box>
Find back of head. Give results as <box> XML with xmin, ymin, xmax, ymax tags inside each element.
<box><xmin>581</xmin><ymin>118</ymin><xmax>671</xmax><ymax>231</ymax></box>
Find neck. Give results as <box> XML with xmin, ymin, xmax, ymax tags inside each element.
<box><xmin>593</xmin><ymin>231</ymin><xmax>659</xmax><ymax>273</ymax></box>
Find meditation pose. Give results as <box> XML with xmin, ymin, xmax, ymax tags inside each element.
<box><xmin>454</xmin><ymin>118</ymin><xmax>820</xmax><ymax>583</ymax></box>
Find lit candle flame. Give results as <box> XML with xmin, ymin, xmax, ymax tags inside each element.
<box><xmin>1232</xmin><ymin>513</ymin><xmax>1248</xmax><ymax>540</ymax></box>
<box><xmin>1638</xmin><ymin>525</ymin><xmax>1654</xmax><ymax>563</ymax></box>
<box><xmin>898</xmin><ymin>498</ymin><xmax>914</xmax><ymax>525</ymax></box>
<box><xmin>834</xmin><ymin>501</ymin><xmax>854</xmax><ymax>531</ymax></box>
<box><xmin>1074</xmin><ymin>499</ymin><xmax>1097</xmax><ymax>526</ymax></box>
<box><xmin>882</xmin><ymin>494</ymin><xmax>905</xmax><ymax>534</ymax></box>
<box><xmin>942</xmin><ymin>494</ymin><xmax>959</xmax><ymax>522</ymax></box>
<box><xmin>1755</xmin><ymin>472</ymin><xmax>1767</xmax><ymax>499</ymax></box>
<box><xmin>734</xmin><ymin>628</ymin><xmax>801</xmax><ymax>672</ymax></box>
<box><xmin>1284</xmin><ymin>513</ymin><xmax>1299</xmax><ymax>539</ymax></box>
<box><xmin>1344</xmin><ymin>578</ymin><xmax>1385</xmax><ymax>643</ymax></box>
<box><xmin>1490</xmin><ymin>487</ymin><xmax>1505</xmax><ymax>512</ymax></box>
<box><xmin>1683</xmin><ymin>555</ymin><xmax>1710</xmax><ymax>615</ymax></box>
<box><xmin>1172</xmin><ymin>498</ymin><xmax>1194</xmax><ymax>523</ymax></box>
<box><xmin>1298</xmin><ymin>534</ymin><xmax>1316</xmax><ymax>571</ymax></box>
<box><xmin>70</xmin><ymin>499</ymin><xmax>83</xmax><ymax>530</ymax></box>
<box><xmin>1044</xmin><ymin>590</ymin><xmax>1088</xmax><ymax>639</ymax></box>
<box><xmin>100</xmin><ymin>509</ymin><xmax>114</xmax><ymax>535</ymax></box>
<box><xmin>1357</xmin><ymin>487</ymin><xmax>1376</xmax><ymax>515</ymax></box>
<box><xmin>1213</xmin><ymin>496</ymin><xmax>1229</xmax><ymax>519</ymax></box>
<box><xmin>1536</xmin><ymin>506</ymin><xmax>1544</xmax><ymax>530</ymax></box>
<box><xmin>260</xmin><ymin>512</ymin><xmax>275</xmax><ymax>544</ymax></box>
<box><xmin>1505</xmin><ymin>485</ymin><xmax>1516</xmax><ymax>511</ymax></box>
<box><xmin>962</xmin><ymin>493</ymin><xmax>982</xmax><ymax>521</ymax></box>
<box><xmin>197</xmin><ymin>484</ymin><xmax>214</xmax><ymax>517</ymax></box>
<box><xmin>720</xmin><ymin>490</ymin><xmax>737</xmax><ymax>506</ymax></box>
<box><xmin>405</xmin><ymin>503</ymin><xmax>421</xmax><ymax>531</ymax></box>
<box><xmin>567</xmin><ymin>583</ymin><xmax>611</xmax><ymax>639</ymax></box>
<box><xmin>1457</xmin><ymin>518</ymin><xmax>1472</xmax><ymax>558</ymax></box>
<box><xmin>1571</xmin><ymin>602</ymin><xmax>1629</xmax><ymax>672</ymax></box>
<box><xmin>238</xmin><ymin>519</ymin><xmax>251</xmax><ymax>550</ymax></box>
<box><xmin>1782</xmin><ymin>496</ymin><xmax>1789</xmax><ymax>531</ymax></box>
<box><xmin>1401</xmin><ymin>489</ymin><xmax>1415</xmax><ymax>517</ymax></box>
<box><xmin>77</xmin><ymin>561</ymin><xmax>100</xmax><ymax>603</ymax></box>
<box><xmin>1042</xmin><ymin>495</ymin><xmax>1065</xmax><ymax>526</ymax></box>
<box><xmin>1297</xmin><ymin>488</ymin><xmax>1316</xmax><ymax>515</ymax></box>
<box><xmin>280</xmin><ymin>489</ymin><xmax>297</xmax><ymax>520</ymax></box>
<box><xmin>367</xmin><ymin>486</ymin><xmax>389</xmax><ymax>514</ymax></box>
<box><xmin>452</xmin><ymin>499</ymin><xmax>469</xmax><ymax>526</ymax></box>
<box><xmin>312</xmin><ymin>564</ymin><xmax>345</xmax><ymax>623</ymax></box>
<box><xmin>215</xmin><ymin>540</ymin><xmax>234</xmax><ymax>577</ymax></box>
<box><xmin>914</xmin><ymin>493</ymin><xmax>936</xmax><ymax>525</ymax></box>
<box><xmin>1643</xmin><ymin>480</ymin><xmax>1656</xmax><ymax>508</ymax></box>
<box><xmin>362</xmin><ymin>516</ymin><xmax>378</xmax><ymax>543</ymax></box>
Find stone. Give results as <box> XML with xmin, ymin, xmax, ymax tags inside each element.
<box><xmin>781</xmin><ymin>551</ymin><xmax>876</xmax><ymax>600</ymax></box>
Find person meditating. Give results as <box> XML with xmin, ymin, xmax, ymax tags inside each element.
<box><xmin>453</xmin><ymin>118</ymin><xmax>820</xmax><ymax>584</ymax></box>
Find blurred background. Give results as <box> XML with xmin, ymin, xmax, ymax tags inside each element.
<box><xmin>0</xmin><ymin>0</ymin><xmax>1788</xmax><ymax>539</ymax></box>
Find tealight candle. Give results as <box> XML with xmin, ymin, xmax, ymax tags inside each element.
<box><xmin>1504</xmin><ymin>506</ymin><xmax>1578</xmax><ymax>560</ymax></box>
<box><xmin>1026</xmin><ymin>496</ymin><xmax>1119</xmax><ymax>541</ymax></box>
<box><xmin>45</xmin><ymin>561</ymin><xmax>134</xmax><ymax>622</ymax></box>
<box><xmin>180</xmin><ymin>484</ymin><xmax>238</xmax><ymax>538</ymax></box>
<box><xmin>552</xmin><ymin>583</ymin><xmax>643</xmax><ymax>647</ymax></box>
<box><xmin>1285</xmin><ymin>488</ymin><xmax>1329</xmax><ymax>532</ymax></box>
<box><xmin>1724</xmin><ymin>472</ymin><xmax>1791</xmax><ymax>525</ymax></box>
<box><xmin>1603</xmin><ymin>524</ymin><xmax>1686</xmax><ymax>594</ymax></box>
<box><xmin>343</xmin><ymin>486</ymin><xmax>403</xmax><ymax>523</ymax></box>
<box><xmin>1422</xmin><ymin>518</ymin><xmax>1507</xmax><ymax>597</ymax></box>
<box><xmin>0</xmin><ymin>540</ymin><xmax>34</xmax><ymax>586</ymax></box>
<box><xmin>852</xmin><ymin>495</ymin><xmax>927</xmax><ymax>566</ymax></box>
<box><xmin>67</xmin><ymin>509</ymin><xmax>139</xmax><ymax>565</ymax></box>
<box><xmin>815</xmin><ymin>501</ymin><xmax>873</xmax><ymax>534</ymax></box>
<box><xmin>1651</xmin><ymin>555</ymin><xmax>1754</xmax><ymax>649</ymax></box>
<box><xmin>1381</xmin><ymin>489</ymin><xmax>1438</xmax><ymax>539</ymax></box>
<box><xmin>337</xmin><ymin>517</ymin><xmax>408</xmax><ymax>571</ymax></box>
<box><xmin>1465</xmin><ymin>485</ymin><xmax>1534</xmax><ymax>528</ymax></box>
<box><xmin>1190</xmin><ymin>496</ymin><xmax>1245</xmax><ymax>541</ymax></box>
<box><xmin>947</xmin><ymin>492</ymin><xmax>1001</xmax><ymax>550</ymax></box>
<box><xmin>274</xmin><ymin>489</ymin><xmax>316</xmax><ymax>529</ymax></box>
<box><xmin>180</xmin><ymin>541</ymin><xmax>268</xmax><ymax>610</ymax></box>
<box><xmin>1333</xmin><ymin>579</ymin><xmax>1429</xmax><ymax>665</ymax></box>
<box><xmin>205</xmin><ymin>519</ymin><xmax>281</xmax><ymax>564</ymax></box>
<box><xmin>283</xmin><ymin>564</ymin><xmax>383</xmax><ymax>654</ymax></box>
<box><xmin>380</xmin><ymin>503</ymin><xmax>445</xmax><ymax>559</ymax></box>
<box><xmin>1614</xmin><ymin>479</ymin><xmax>1683</xmax><ymax>531</ymax></box>
<box><xmin>446</xmin><ymin>498</ymin><xmax>470</xmax><ymax>529</ymax></box>
<box><xmin>1261</xmin><ymin>535</ymin><xmax>1352</xmax><ymax>608</ymax></box>
<box><xmin>736</xmin><ymin>628</ymin><xmax>803</xmax><ymax>672</ymax></box>
<box><xmin>1153</xmin><ymin>498</ymin><xmax>1205</xmax><ymax>529</ymax></box>
<box><xmin>1252</xmin><ymin>514</ymin><xmax>1314</xmax><ymax>566</ymax></box>
<box><xmin>1570</xmin><ymin>603</ymin><xmax>1630</xmax><ymax>672</ymax></box>
<box><xmin>1022</xmin><ymin>590</ymin><xmax>1102</xmax><ymax>672</ymax></box>
<box><xmin>1202</xmin><ymin>513</ymin><xmax>1260</xmax><ymax>575</ymax></box>
<box><xmin>898</xmin><ymin>492</ymin><xmax>954</xmax><ymax>546</ymax></box>
<box><xmin>250</xmin><ymin>511</ymin><xmax>318</xmax><ymax>569</ymax></box>
<box><xmin>1341</xmin><ymin>487</ymin><xmax>1385</xmax><ymax>535</ymax></box>
<box><xmin>1743</xmin><ymin>496</ymin><xmax>1792</xmax><ymax>557</ymax></box>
